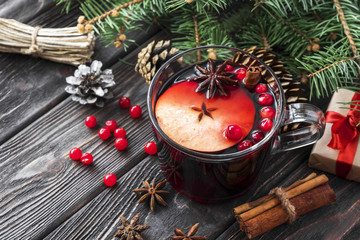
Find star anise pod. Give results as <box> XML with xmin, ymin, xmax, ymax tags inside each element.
<box><xmin>170</xmin><ymin>223</ymin><xmax>206</xmax><ymax>240</ymax></box>
<box><xmin>188</xmin><ymin>59</ymin><xmax>237</xmax><ymax>99</ymax></box>
<box><xmin>114</xmin><ymin>213</ymin><xmax>150</xmax><ymax>240</ymax></box>
<box><xmin>133</xmin><ymin>178</ymin><xmax>169</xmax><ymax>212</ymax></box>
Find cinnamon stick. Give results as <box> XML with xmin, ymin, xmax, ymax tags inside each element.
<box><xmin>233</xmin><ymin>173</ymin><xmax>317</xmax><ymax>216</ymax></box>
<box><xmin>233</xmin><ymin>173</ymin><xmax>336</xmax><ymax>239</ymax></box>
<box><xmin>244</xmin><ymin>66</ymin><xmax>261</xmax><ymax>86</ymax></box>
<box><xmin>240</xmin><ymin>184</ymin><xmax>336</xmax><ymax>239</ymax></box>
<box><xmin>234</xmin><ymin>174</ymin><xmax>328</xmax><ymax>222</ymax></box>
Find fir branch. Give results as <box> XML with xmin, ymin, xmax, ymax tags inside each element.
<box><xmin>85</xmin><ymin>0</ymin><xmax>145</xmax><ymax>25</ymax></box>
<box><xmin>193</xmin><ymin>15</ymin><xmax>201</xmax><ymax>61</ymax></box>
<box><xmin>298</xmin><ymin>39</ymin><xmax>360</xmax><ymax>98</ymax></box>
<box><xmin>306</xmin><ymin>57</ymin><xmax>355</xmax><ymax>78</ymax></box>
<box><xmin>166</xmin><ymin>0</ymin><xmax>230</xmax><ymax>14</ymax></box>
<box><xmin>333</xmin><ymin>0</ymin><xmax>358</xmax><ymax>57</ymax></box>
<box><xmin>255</xmin><ymin>0</ymin><xmax>325</xmax><ymax>17</ymax></box>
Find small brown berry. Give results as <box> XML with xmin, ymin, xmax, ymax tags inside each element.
<box><xmin>119</xmin><ymin>34</ymin><xmax>126</xmax><ymax>42</ymax></box>
<box><xmin>85</xmin><ymin>24</ymin><xmax>93</xmax><ymax>32</ymax></box>
<box><xmin>331</xmin><ymin>32</ymin><xmax>337</xmax><ymax>41</ymax></box>
<box><xmin>311</xmin><ymin>43</ymin><xmax>320</xmax><ymax>52</ymax></box>
<box><xmin>114</xmin><ymin>41</ymin><xmax>122</xmax><ymax>48</ymax></box>
<box><xmin>306</xmin><ymin>44</ymin><xmax>312</xmax><ymax>51</ymax></box>
<box><xmin>111</xmin><ymin>10</ymin><xmax>119</xmax><ymax>18</ymax></box>
<box><xmin>207</xmin><ymin>49</ymin><xmax>217</xmax><ymax>60</ymax></box>
<box><xmin>208</xmin><ymin>52</ymin><xmax>216</xmax><ymax>60</ymax></box>
<box><xmin>313</xmin><ymin>38</ymin><xmax>320</xmax><ymax>43</ymax></box>
<box><xmin>77</xmin><ymin>24</ymin><xmax>85</xmax><ymax>33</ymax></box>
<box><xmin>301</xmin><ymin>76</ymin><xmax>308</xmax><ymax>84</ymax></box>
<box><xmin>77</xmin><ymin>16</ymin><xmax>86</xmax><ymax>24</ymax></box>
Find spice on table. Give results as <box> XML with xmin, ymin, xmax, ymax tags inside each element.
<box><xmin>233</xmin><ymin>173</ymin><xmax>336</xmax><ymax>239</ymax></box>
<box><xmin>114</xmin><ymin>213</ymin><xmax>150</xmax><ymax>239</ymax></box>
<box><xmin>133</xmin><ymin>178</ymin><xmax>169</xmax><ymax>212</ymax></box>
<box><xmin>170</xmin><ymin>223</ymin><xmax>206</xmax><ymax>240</ymax></box>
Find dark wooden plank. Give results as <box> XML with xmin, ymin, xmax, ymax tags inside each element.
<box><xmin>0</xmin><ymin>0</ymin><xmax>54</xmax><ymax>22</ymax></box>
<box><xmin>31</xmin><ymin>83</ymin><xmax>357</xmax><ymax>239</ymax></box>
<box><xmin>216</xmin><ymin>158</ymin><xmax>360</xmax><ymax>239</ymax></box>
<box><xmin>0</xmin><ymin>31</ymin><xmax>170</xmax><ymax>239</ymax></box>
<box><xmin>215</xmin><ymin>97</ymin><xmax>360</xmax><ymax>239</ymax></box>
<box><xmin>0</xmin><ymin>2</ymin><xmax>160</xmax><ymax>145</ymax></box>
<box><xmin>42</xmin><ymin>144</ymin><xmax>313</xmax><ymax>239</ymax></box>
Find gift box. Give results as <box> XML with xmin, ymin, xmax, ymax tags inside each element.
<box><xmin>309</xmin><ymin>89</ymin><xmax>360</xmax><ymax>182</ymax></box>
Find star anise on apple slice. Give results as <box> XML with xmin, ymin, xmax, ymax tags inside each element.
<box><xmin>188</xmin><ymin>59</ymin><xmax>237</xmax><ymax>99</ymax></box>
<box><xmin>190</xmin><ymin>102</ymin><xmax>217</xmax><ymax>122</ymax></box>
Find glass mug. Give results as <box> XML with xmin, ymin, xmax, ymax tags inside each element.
<box><xmin>147</xmin><ymin>46</ymin><xmax>325</xmax><ymax>203</ymax></box>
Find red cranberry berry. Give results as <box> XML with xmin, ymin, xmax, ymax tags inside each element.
<box><xmin>103</xmin><ymin>173</ymin><xmax>117</xmax><ymax>187</ymax></box>
<box><xmin>119</xmin><ymin>96</ymin><xmax>131</xmax><ymax>109</ymax></box>
<box><xmin>105</xmin><ymin>120</ymin><xmax>117</xmax><ymax>132</ymax></box>
<box><xmin>85</xmin><ymin>115</ymin><xmax>97</xmax><ymax>128</ymax></box>
<box><xmin>260</xmin><ymin>119</ymin><xmax>273</xmax><ymax>132</ymax></box>
<box><xmin>260</xmin><ymin>107</ymin><xmax>276</xmax><ymax>119</ymax></box>
<box><xmin>129</xmin><ymin>105</ymin><xmax>142</xmax><ymax>118</ymax></box>
<box><xmin>114</xmin><ymin>128</ymin><xmax>126</xmax><ymax>139</ymax></box>
<box><xmin>98</xmin><ymin>127</ymin><xmax>111</xmax><ymax>140</ymax></box>
<box><xmin>115</xmin><ymin>138</ymin><xmax>128</xmax><ymax>150</ymax></box>
<box><xmin>69</xmin><ymin>148</ymin><xmax>82</xmax><ymax>160</ymax></box>
<box><xmin>235</xmin><ymin>68</ymin><xmax>247</xmax><ymax>81</ymax></box>
<box><xmin>255</xmin><ymin>84</ymin><xmax>268</xmax><ymax>94</ymax></box>
<box><xmin>80</xmin><ymin>153</ymin><xmax>93</xmax><ymax>165</ymax></box>
<box><xmin>144</xmin><ymin>141</ymin><xmax>157</xmax><ymax>155</ymax></box>
<box><xmin>258</xmin><ymin>93</ymin><xmax>274</xmax><ymax>106</ymax></box>
<box><xmin>251</xmin><ymin>131</ymin><xmax>265</xmax><ymax>143</ymax></box>
<box><xmin>225</xmin><ymin>125</ymin><xmax>243</xmax><ymax>141</ymax></box>
<box><xmin>225</xmin><ymin>65</ymin><xmax>235</xmax><ymax>72</ymax></box>
<box><xmin>237</xmin><ymin>140</ymin><xmax>254</xmax><ymax>151</ymax></box>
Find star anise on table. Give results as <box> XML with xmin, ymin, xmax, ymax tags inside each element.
<box><xmin>188</xmin><ymin>59</ymin><xmax>238</xmax><ymax>99</ymax></box>
<box><xmin>133</xmin><ymin>178</ymin><xmax>169</xmax><ymax>212</ymax></box>
<box><xmin>114</xmin><ymin>213</ymin><xmax>150</xmax><ymax>240</ymax></box>
<box><xmin>191</xmin><ymin>102</ymin><xmax>217</xmax><ymax>122</ymax></box>
<box><xmin>170</xmin><ymin>223</ymin><xmax>207</xmax><ymax>240</ymax></box>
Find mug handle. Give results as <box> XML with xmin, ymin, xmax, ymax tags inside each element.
<box><xmin>272</xmin><ymin>103</ymin><xmax>326</xmax><ymax>154</ymax></box>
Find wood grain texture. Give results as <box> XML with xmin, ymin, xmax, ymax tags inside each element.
<box><xmin>0</xmin><ymin>0</ymin><xmax>54</xmax><ymax>22</ymax></box>
<box><xmin>42</xmin><ymin>146</ymin><xmax>315</xmax><ymax>239</ymax></box>
<box><xmin>1</xmin><ymin>1</ymin><xmax>360</xmax><ymax>239</ymax></box>
<box><xmin>216</xmin><ymin>160</ymin><xmax>360</xmax><ymax>240</ymax></box>
<box><xmin>0</xmin><ymin>31</ymin><xmax>170</xmax><ymax>239</ymax></box>
<box><xmin>0</xmin><ymin>2</ymin><xmax>159</xmax><ymax>145</ymax></box>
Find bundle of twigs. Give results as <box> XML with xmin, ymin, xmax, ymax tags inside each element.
<box><xmin>0</xmin><ymin>18</ymin><xmax>95</xmax><ymax>66</ymax></box>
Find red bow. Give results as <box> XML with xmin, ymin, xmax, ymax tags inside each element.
<box><xmin>325</xmin><ymin>92</ymin><xmax>360</xmax><ymax>178</ymax></box>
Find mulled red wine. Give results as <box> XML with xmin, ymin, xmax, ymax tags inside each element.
<box><xmin>154</xmin><ymin>59</ymin><xmax>277</xmax><ymax>202</ymax></box>
<box><xmin>156</xmin><ymin>59</ymin><xmax>276</xmax><ymax>154</ymax></box>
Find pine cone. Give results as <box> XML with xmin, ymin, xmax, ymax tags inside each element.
<box><xmin>232</xmin><ymin>47</ymin><xmax>308</xmax><ymax>132</ymax></box>
<box><xmin>135</xmin><ymin>40</ymin><xmax>179</xmax><ymax>84</ymax></box>
<box><xmin>65</xmin><ymin>60</ymin><xmax>115</xmax><ymax>107</ymax></box>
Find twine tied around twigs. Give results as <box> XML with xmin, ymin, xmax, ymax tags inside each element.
<box><xmin>0</xmin><ymin>17</ymin><xmax>95</xmax><ymax>66</ymax></box>
<box><xmin>24</xmin><ymin>26</ymin><xmax>43</xmax><ymax>57</ymax></box>
<box><xmin>269</xmin><ymin>187</ymin><xmax>296</xmax><ymax>223</ymax></box>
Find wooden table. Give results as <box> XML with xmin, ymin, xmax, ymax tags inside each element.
<box><xmin>1</xmin><ymin>1</ymin><xmax>359</xmax><ymax>239</ymax></box>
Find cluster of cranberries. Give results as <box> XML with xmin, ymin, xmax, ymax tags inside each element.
<box><xmin>224</xmin><ymin>65</ymin><xmax>276</xmax><ymax>152</ymax></box>
<box><xmin>119</xmin><ymin>96</ymin><xmax>142</xmax><ymax>118</ymax></box>
<box><xmin>69</xmin><ymin>147</ymin><xmax>94</xmax><ymax>165</ymax></box>
<box><xmin>69</xmin><ymin>96</ymin><xmax>157</xmax><ymax>187</ymax></box>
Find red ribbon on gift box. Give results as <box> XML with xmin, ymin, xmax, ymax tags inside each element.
<box><xmin>325</xmin><ymin>92</ymin><xmax>360</xmax><ymax>178</ymax></box>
